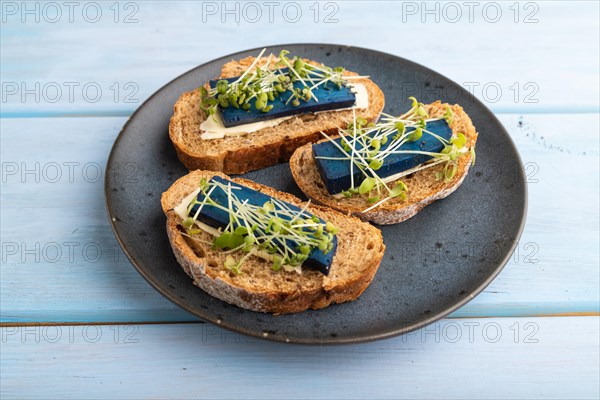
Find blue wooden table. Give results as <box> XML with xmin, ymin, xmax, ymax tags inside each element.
<box><xmin>1</xmin><ymin>1</ymin><xmax>599</xmax><ymax>398</ymax></box>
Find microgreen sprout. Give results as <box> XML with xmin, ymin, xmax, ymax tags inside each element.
<box><xmin>315</xmin><ymin>98</ymin><xmax>475</xmax><ymax>212</ymax></box>
<box><xmin>183</xmin><ymin>178</ymin><xmax>337</xmax><ymax>274</ymax></box>
<box><xmin>198</xmin><ymin>48</ymin><xmax>366</xmax><ymax>118</ymax></box>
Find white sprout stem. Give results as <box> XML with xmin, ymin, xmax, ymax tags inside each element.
<box><xmin>349</xmin><ymin>108</ymin><xmax>357</xmax><ymax>189</ymax></box>
<box><xmin>237</xmin><ymin>199</ymin><xmax>254</xmax><ymax>236</ymax></box>
<box><xmin>362</xmin><ymin>195</ymin><xmax>394</xmax><ymax>213</ymax></box>
<box><xmin>315</xmin><ymin>156</ymin><xmax>354</xmax><ymax>160</ymax></box>
<box><xmin>225</xmin><ymin>183</ymin><xmax>235</xmax><ymax>232</ymax></box>
<box><xmin>305</xmin><ymin>63</ymin><xmax>363</xmax><ymax>80</ymax></box>
<box><xmin>308</xmin><ymin>75</ymin><xmax>335</xmax><ymax>92</ymax></box>
<box><xmin>380</xmin><ymin>159</ymin><xmax>448</xmax><ymax>184</ymax></box>
<box><xmin>220</xmin><ymin>244</ymin><xmax>247</xmax><ymax>254</ymax></box>
<box><xmin>237</xmin><ymin>250</ymin><xmax>257</xmax><ymax>265</ymax></box>
<box><xmin>303</xmin><ymin>63</ymin><xmax>331</xmax><ymax>74</ymax></box>
<box><xmin>288</xmin><ymin>200</ymin><xmax>312</xmax><ymax>225</ymax></box>
<box><xmin>234</xmin><ymin>48</ymin><xmax>267</xmax><ymax>84</ymax></box>
<box><xmin>377</xmin><ymin>135</ymin><xmax>409</xmax><ymax>160</ymax></box>
<box><xmin>179</xmin><ymin>231</ymin><xmax>214</xmax><ymax>245</ymax></box>
<box><xmin>421</xmin><ymin>127</ymin><xmax>452</xmax><ymax>144</ymax></box>
<box><xmin>342</xmin><ymin>75</ymin><xmax>370</xmax><ymax>80</ymax></box>
<box><xmin>189</xmin><ymin>184</ymin><xmax>219</xmax><ymax>221</ymax></box>
<box><xmin>383</xmin><ymin>150</ymin><xmax>452</xmax><ymax>157</ymax></box>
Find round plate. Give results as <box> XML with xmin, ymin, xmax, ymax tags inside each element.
<box><xmin>105</xmin><ymin>44</ymin><xmax>527</xmax><ymax>344</ymax></box>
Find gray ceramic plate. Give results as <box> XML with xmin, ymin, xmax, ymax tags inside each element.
<box><xmin>105</xmin><ymin>44</ymin><xmax>527</xmax><ymax>344</ymax></box>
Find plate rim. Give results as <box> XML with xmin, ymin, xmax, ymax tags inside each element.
<box><xmin>104</xmin><ymin>42</ymin><xmax>528</xmax><ymax>344</ymax></box>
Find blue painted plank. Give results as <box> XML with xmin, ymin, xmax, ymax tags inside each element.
<box><xmin>0</xmin><ymin>113</ymin><xmax>598</xmax><ymax>323</ymax></box>
<box><xmin>1</xmin><ymin>317</ymin><xmax>599</xmax><ymax>399</ymax></box>
<box><xmin>1</xmin><ymin>2</ymin><xmax>598</xmax><ymax>117</ymax></box>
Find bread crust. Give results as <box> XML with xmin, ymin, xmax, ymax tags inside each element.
<box><xmin>169</xmin><ymin>56</ymin><xmax>385</xmax><ymax>174</ymax></box>
<box><xmin>161</xmin><ymin>170</ymin><xmax>385</xmax><ymax>314</ymax></box>
<box><xmin>289</xmin><ymin>102</ymin><xmax>479</xmax><ymax>225</ymax></box>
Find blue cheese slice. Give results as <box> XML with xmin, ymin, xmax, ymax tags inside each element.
<box><xmin>313</xmin><ymin>119</ymin><xmax>454</xmax><ymax>195</ymax></box>
<box><xmin>174</xmin><ymin>176</ymin><xmax>338</xmax><ymax>275</ymax></box>
<box><xmin>200</xmin><ymin>83</ymin><xmax>369</xmax><ymax>139</ymax></box>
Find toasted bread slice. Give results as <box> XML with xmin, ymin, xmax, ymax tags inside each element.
<box><xmin>161</xmin><ymin>170</ymin><xmax>385</xmax><ymax>314</ymax></box>
<box><xmin>290</xmin><ymin>101</ymin><xmax>478</xmax><ymax>225</ymax></box>
<box><xmin>169</xmin><ymin>56</ymin><xmax>385</xmax><ymax>174</ymax></box>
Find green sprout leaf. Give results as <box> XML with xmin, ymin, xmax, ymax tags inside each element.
<box><xmin>452</xmin><ymin>132</ymin><xmax>467</xmax><ymax>149</ymax></box>
<box><xmin>224</xmin><ymin>256</ymin><xmax>241</xmax><ymax>274</ymax></box>
<box><xmin>299</xmin><ymin>245</ymin><xmax>311</xmax><ymax>255</ymax></box>
<box><xmin>409</xmin><ymin>96</ymin><xmax>418</xmax><ymax>109</ymax></box>
<box><xmin>278</xmin><ymin>49</ymin><xmax>290</xmax><ymax>60</ymax></box>
<box><xmin>444</xmin><ymin>163</ymin><xmax>458</xmax><ymax>181</ymax></box>
<box><xmin>395</xmin><ymin>121</ymin><xmax>405</xmax><ymax>135</ymax></box>
<box><xmin>325</xmin><ymin>221</ymin><xmax>338</xmax><ymax>234</ymax></box>
<box><xmin>234</xmin><ymin>226</ymin><xmax>248</xmax><ymax>236</ymax></box>
<box><xmin>389</xmin><ymin>181</ymin><xmax>407</xmax><ymax>198</ymax></box>
<box><xmin>369</xmin><ymin>158</ymin><xmax>383</xmax><ymax>170</ymax></box>
<box><xmin>199</xmin><ymin>86</ymin><xmax>209</xmax><ymax>99</ymax></box>
<box><xmin>272</xmin><ymin>254</ymin><xmax>282</xmax><ymax>271</ymax></box>
<box><xmin>262</xmin><ymin>201</ymin><xmax>274</xmax><ymax>212</ymax></box>
<box><xmin>216</xmin><ymin>80</ymin><xmax>229</xmax><ymax>94</ymax></box>
<box><xmin>367</xmin><ymin>196</ymin><xmax>380</xmax><ymax>204</ymax></box>
<box><xmin>359</xmin><ymin>177</ymin><xmax>376</xmax><ymax>195</ymax></box>
<box><xmin>243</xmin><ymin>235</ymin><xmax>255</xmax><ymax>252</ymax></box>
<box><xmin>214</xmin><ymin>232</ymin><xmax>245</xmax><ymax>250</ymax></box>
<box><xmin>443</xmin><ymin>105</ymin><xmax>454</xmax><ymax>125</ymax></box>
<box><xmin>407</xmin><ymin>127</ymin><xmax>423</xmax><ymax>142</ymax></box>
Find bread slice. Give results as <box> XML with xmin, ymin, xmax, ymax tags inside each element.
<box><xmin>161</xmin><ymin>170</ymin><xmax>385</xmax><ymax>314</ymax></box>
<box><xmin>169</xmin><ymin>56</ymin><xmax>385</xmax><ymax>174</ymax></box>
<box><xmin>290</xmin><ymin>101</ymin><xmax>478</xmax><ymax>225</ymax></box>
